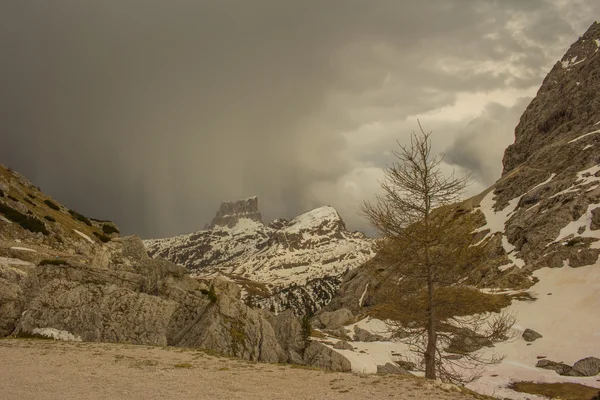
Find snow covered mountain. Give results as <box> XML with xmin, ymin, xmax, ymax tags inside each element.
<box><xmin>144</xmin><ymin>198</ymin><xmax>374</xmax><ymax>314</ymax></box>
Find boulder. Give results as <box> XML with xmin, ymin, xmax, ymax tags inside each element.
<box><xmin>536</xmin><ymin>359</ymin><xmax>578</xmax><ymax>376</ymax></box>
<box><xmin>323</xmin><ymin>326</ymin><xmax>351</xmax><ymax>340</ymax></box>
<box><xmin>313</xmin><ymin>308</ymin><xmax>354</xmax><ymax>329</ymax></box>
<box><xmin>522</xmin><ymin>328</ymin><xmax>543</xmax><ymax>342</ymax></box>
<box><xmin>0</xmin><ymin>265</ymin><xmax>27</xmax><ymax>337</ymax></box>
<box><xmin>377</xmin><ymin>363</ymin><xmax>410</xmax><ymax>375</ymax></box>
<box><xmin>353</xmin><ymin>326</ymin><xmax>384</xmax><ymax>342</ymax></box>
<box><xmin>171</xmin><ymin>293</ymin><xmax>286</xmax><ymax>363</ymax></box>
<box><xmin>572</xmin><ymin>357</ymin><xmax>600</xmax><ymax>376</ymax></box>
<box><xmin>395</xmin><ymin>360</ymin><xmax>417</xmax><ymax>371</ymax></box>
<box><xmin>303</xmin><ymin>341</ymin><xmax>352</xmax><ymax>372</ymax></box>
<box><xmin>211</xmin><ymin>275</ymin><xmax>242</xmax><ymax>299</ymax></box>
<box><xmin>333</xmin><ymin>340</ymin><xmax>354</xmax><ymax>351</ymax></box>
<box><xmin>269</xmin><ymin>309</ymin><xmax>305</xmax><ymax>357</ymax></box>
<box><xmin>447</xmin><ymin>333</ymin><xmax>493</xmax><ymax>353</ymax></box>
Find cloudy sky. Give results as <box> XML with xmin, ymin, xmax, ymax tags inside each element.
<box><xmin>1</xmin><ymin>1</ymin><xmax>598</xmax><ymax>238</ymax></box>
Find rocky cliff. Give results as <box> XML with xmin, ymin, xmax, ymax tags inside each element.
<box><xmin>0</xmin><ymin>167</ymin><xmax>352</xmax><ymax>369</ymax></box>
<box><xmin>210</xmin><ymin>197</ymin><xmax>263</xmax><ymax>228</ymax></box>
<box><xmin>328</xmin><ymin>22</ymin><xmax>600</xmax><ymax>313</ymax></box>
<box><xmin>145</xmin><ymin>202</ymin><xmax>374</xmax><ymax>314</ymax></box>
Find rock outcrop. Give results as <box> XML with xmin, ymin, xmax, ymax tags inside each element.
<box><xmin>333</xmin><ymin>340</ymin><xmax>354</xmax><ymax>351</ymax></box>
<box><xmin>145</xmin><ymin>201</ymin><xmax>374</xmax><ymax>315</ymax></box>
<box><xmin>377</xmin><ymin>363</ymin><xmax>410</xmax><ymax>375</ymax></box>
<box><xmin>312</xmin><ymin>308</ymin><xmax>354</xmax><ymax>330</ymax></box>
<box><xmin>1</xmin><ymin>230</ymin><xmax>306</xmax><ymax>365</ymax></box>
<box><xmin>536</xmin><ymin>356</ymin><xmax>600</xmax><ymax>377</ymax></box>
<box><xmin>522</xmin><ymin>328</ymin><xmax>543</xmax><ymax>342</ymax></box>
<box><xmin>210</xmin><ymin>197</ymin><xmax>263</xmax><ymax>228</ymax></box>
<box><xmin>303</xmin><ymin>341</ymin><xmax>352</xmax><ymax>372</ymax></box>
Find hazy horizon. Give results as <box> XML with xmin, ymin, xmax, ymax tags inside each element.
<box><xmin>1</xmin><ymin>1</ymin><xmax>598</xmax><ymax>238</ymax></box>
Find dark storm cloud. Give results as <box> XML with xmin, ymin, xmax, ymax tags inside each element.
<box><xmin>0</xmin><ymin>1</ymin><xmax>598</xmax><ymax>237</ymax></box>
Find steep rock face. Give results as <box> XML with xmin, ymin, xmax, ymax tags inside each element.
<box><xmin>145</xmin><ymin>202</ymin><xmax>374</xmax><ymax>314</ymax></box>
<box><xmin>210</xmin><ymin>197</ymin><xmax>263</xmax><ymax>228</ymax></box>
<box><xmin>328</xmin><ymin>22</ymin><xmax>600</xmax><ymax>313</ymax></box>
<box><xmin>502</xmin><ymin>22</ymin><xmax>600</xmax><ymax>175</ymax></box>
<box><xmin>481</xmin><ymin>22</ymin><xmax>600</xmax><ymax>277</ymax></box>
<box><xmin>1</xmin><ymin>232</ymin><xmax>304</xmax><ymax>364</ymax></box>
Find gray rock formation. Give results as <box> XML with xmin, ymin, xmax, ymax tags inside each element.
<box><xmin>210</xmin><ymin>197</ymin><xmax>263</xmax><ymax>228</ymax></box>
<box><xmin>2</xmin><ymin>234</ymin><xmax>308</xmax><ymax>365</ymax></box>
<box><xmin>303</xmin><ymin>341</ymin><xmax>352</xmax><ymax>372</ymax></box>
<box><xmin>353</xmin><ymin>326</ymin><xmax>385</xmax><ymax>342</ymax></box>
<box><xmin>313</xmin><ymin>308</ymin><xmax>354</xmax><ymax>330</ymax></box>
<box><xmin>572</xmin><ymin>357</ymin><xmax>600</xmax><ymax>376</ymax></box>
<box><xmin>536</xmin><ymin>359</ymin><xmax>579</xmax><ymax>376</ymax></box>
<box><xmin>522</xmin><ymin>329</ymin><xmax>543</xmax><ymax>342</ymax></box>
<box><xmin>377</xmin><ymin>363</ymin><xmax>410</xmax><ymax>375</ymax></box>
<box><xmin>261</xmin><ymin>309</ymin><xmax>305</xmax><ymax>364</ymax></box>
<box><xmin>333</xmin><ymin>340</ymin><xmax>354</xmax><ymax>351</ymax></box>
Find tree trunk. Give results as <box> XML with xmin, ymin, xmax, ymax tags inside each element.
<box><xmin>424</xmin><ymin>268</ymin><xmax>437</xmax><ymax>379</ymax></box>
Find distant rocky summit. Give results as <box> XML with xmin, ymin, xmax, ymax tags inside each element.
<box><xmin>145</xmin><ymin>199</ymin><xmax>374</xmax><ymax>314</ymax></box>
<box><xmin>210</xmin><ymin>197</ymin><xmax>263</xmax><ymax>228</ymax></box>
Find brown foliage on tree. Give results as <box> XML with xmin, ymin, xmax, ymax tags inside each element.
<box><xmin>362</xmin><ymin>123</ymin><xmax>514</xmax><ymax>383</ymax></box>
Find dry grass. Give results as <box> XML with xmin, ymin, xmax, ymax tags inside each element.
<box><xmin>509</xmin><ymin>381</ymin><xmax>600</xmax><ymax>400</ymax></box>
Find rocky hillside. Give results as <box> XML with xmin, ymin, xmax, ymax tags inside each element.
<box><xmin>0</xmin><ymin>174</ymin><xmax>356</xmax><ymax>370</ymax></box>
<box><xmin>0</xmin><ymin>164</ymin><xmax>120</xmax><ymax>252</ymax></box>
<box><xmin>144</xmin><ymin>199</ymin><xmax>374</xmax><ymax>314</ymax></box>
<box><xmin>328</xmin><ymin>22</ymin><xmax>600</xmax><ymax>313</ymax></box>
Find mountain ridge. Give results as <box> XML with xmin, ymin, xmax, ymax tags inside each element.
<box><xmin>144</xmin><ymin>198</ymin><xmax>374</xmax><ymax>314</ymax></box>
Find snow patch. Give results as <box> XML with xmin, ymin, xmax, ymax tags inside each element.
<box><xmin>568</xmin><ymin>129</ymin><xmax>600</xmax><ymax>143</ymax></box>
<box><xmin>468</xmin><ymin>263</ymin><xmax>600</xmax><ymax>398</ymax></box>
<box><xmin>31</xmin><ymin>328</ymin><xmax>82</xmax><ymax>342</ymax></box>
<box><xmin>74</xmin><ymin>229</ymin><xmax>94</xmax><ymax>244</ymax></box>
<box><xmin>0</xmin><ymin>257</ymin><xmax>33</xmax><ymax>266</ymax></box>
<box><xmin>10</xmin><ymin>247</ymin><xmax>37</xmax><ymax>253</ymax></box>
<box><xmin>583</xmin><ymin>144</ymin><xmax>595</xmax><ymax>151</ymax></box>
<box><xmin>358</xmin><ymin>283</ymin><xmax>369</xmax><ymax>307</ymax></box>
<box><xmin>562</xmin><ymin>55</ymin><xmax>587</xmax><ymax>69</ymax></box>
<box><xmin>553</xmin><ymin>203</ymin><xmax>600</xmax><ymax>248</ymax></box>
<box><xmin>284</xmin><ymin>206</ymin><xmax>340</xmax><ymax>233</ymax></box>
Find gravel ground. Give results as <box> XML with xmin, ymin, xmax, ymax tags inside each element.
<box><xmin>0</xmin><ymin>339</ymin><xmax>491</xmax><ymax>400</ymax></box>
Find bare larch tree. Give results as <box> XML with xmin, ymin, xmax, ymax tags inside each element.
<box><xmin>362</xmin><ymin>123</ymin><xmax>514</xmax><ymax>383</ymax></box>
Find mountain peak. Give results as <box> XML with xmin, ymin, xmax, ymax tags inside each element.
<box><xmin>285</xmin><ymin>205</ymin><xmax>345</xmax><ymax>233</ymax></box>
<box><xmin>210</xmin><ymin>196</ymin><xmax>263</xmax><ymax>228</ymax></box>
<box><xmin>502</xmin><ymin>21</ymin><xmax>600</xmax><ymax>176</ymax></box>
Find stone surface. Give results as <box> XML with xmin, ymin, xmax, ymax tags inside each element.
<box><xmin>313</xmin><ymin>308</ymin><xmax>354</xmax><ymax>330</ymax></box>
<box><xmin>522</xmin><ymin>328</ymin><xmax>543</xmax><ymax>342</ymax></box>
<box><xmin>353</xmin><ymin>326</ymin><xmax>385</xmax><ymax>342</ymax></box>
<box><xmin>303</xmin><ymin>341</ymin><xmax>352</xmax><ymax>372</ymax></box>
<box><xmin>333</xmin><ymin>340</ymin><xmax>354</xmax><ymax>351</ymax></box>
<box><xmin>377</xmin><ymin>363</ymin><xmax>410</xmax><ymax>375</ymax></box>
<box><xmin>572</xmin><ymin>357</ymin><xmax>600</xmax><ymax>376</ymax></box>
<box><xmin>211</xmin><ymin>275</ymin><xmax>242</xmax><ymax>299</ymax></box>
<box><xmin>210</xmin><ymin>197</ymin><xmax>263</xmax><ymax>228</ymax></box>
<box><xmin>535</xmin><ymin>359</ymin><xmax>579</xmax><ymax>376</ymax></box>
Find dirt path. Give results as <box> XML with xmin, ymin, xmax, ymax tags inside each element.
<box><xmin>0</xmin><ymin>339</ymin><xmax>490</xmax><ymax>400</ymax></box>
